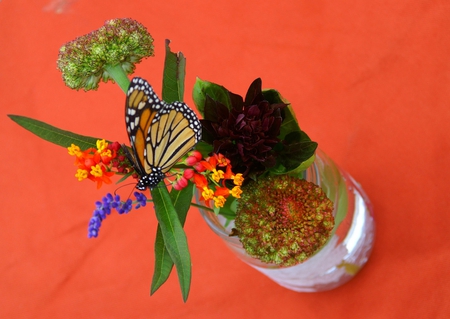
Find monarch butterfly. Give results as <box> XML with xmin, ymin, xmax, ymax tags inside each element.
<box><xmin>122</xmin><ymin>77</ymin><xmax>202</xmax><ymax>190</ymax></box>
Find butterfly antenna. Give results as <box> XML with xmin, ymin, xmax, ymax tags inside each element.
<box><xmin>163</xmin><ymin>181</ymin><xmax>172</xmax><ymax>189</ymax></box>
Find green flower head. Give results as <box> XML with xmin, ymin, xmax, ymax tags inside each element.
<box><xmin>57</xmin><ymin>18</ymin><xmax>154</xmax><ymax>91</ymax></box>
<box><xmin>234</xmin><ymin>174</ymin><xmax>334</xmax><ymax>267</ymax></box>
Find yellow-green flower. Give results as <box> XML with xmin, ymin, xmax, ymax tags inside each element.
<box><xmin>234</xmin><ymin>175</ymin><xmax>334</xmax><ymax>267</ymax></box>
<box><xmin>57</xmin><ymin>18</ymin><xmax>154</xmax><ymax>91</ymax></box>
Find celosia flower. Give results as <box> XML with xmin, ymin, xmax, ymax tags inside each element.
<box><xmin>88</xmin><ymin>192</ymin><xmax>147</xmax><ymax>238</ymax></box>
<box><xmin>201</xmin><ymin>78</ymin><xmax>286</xmax><ymax>179</ymax></box>
<box><xmin>234</xmin><ymin>175</ymin><xmax>334</xmax><ymax>267</ymax></box>
<box><xmin>57</xmin><ymin>18</ymin><xmax>154</xmax><ymax>91</ymax></box>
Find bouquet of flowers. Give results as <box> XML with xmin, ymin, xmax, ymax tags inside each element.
<box><xmin>8</xmin><ymin>18</ymin><xmax>337</xmax><ymax>301</ymax></box>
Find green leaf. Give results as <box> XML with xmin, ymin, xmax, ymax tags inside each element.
<box><xmin>8</xmin><ymin>115</ymin><xmax>100</xmax><ymax>149</ymax></box>
<box><xmin>151</xmin><ymin>227</ymin><xmax>171</xmax><ymax>292</ymax></box>
<box><xmin>217</xmin><ymin>196</ymin><xmax>238</xmax><ymax>220</ymax></box>
<box><xmin>151</xmin><ymin>185</ymin><xmax>192</xmax><ymax>302</ymax></box>
<box><xmin>162</xmin><ymin>39</ymin><xmax>186</xmax><ymax>103</ymax></box>
<box><xmin>193</xmin><ymin>141</ymin><xmax>213</xmax><ymax>158</ymax></box>
<box><xmin>192</xmin><ymin>77</ymin><xmax>233</xmax><ymax>116</ymax></box>
<box><xmin>288</xmin><ymin>154</ymin><xmax>316</xmax><ymax>176</ymax></box>
<box><xmin>275</xmin><ymin>131</ymin><xmax>318</xmax><ymax>172</ymax></box>
<box><xmin>149</xmin><ymin>41</ymin><xmax>191</xmax><ymax>301</ymax></box>
<box><xmin>151</xmin><ymin>183</ymin><xmax>194</xmax><ymax>296</ymax></box>
<box><xmin>262</xmin><ymin>89</ymin><xmax>318</xmax><ymax>174</ymax></box>
<box><xmin>262</xmin><ymin>88</ymin><xmax>301</xmax><ymax>141</ymax></box>
<box><xmin>269</xmin><ymin>132</ymin><xmax>317</xmax><ymax>177</ymax></box>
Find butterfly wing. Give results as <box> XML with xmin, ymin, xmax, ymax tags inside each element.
<box><xmin>146</xmin><ymin>101</ymin><xmax>202</xmax><ymax>174</ymax></box>
<box><xmin>125</xmin><ymin>77</ymin><xmax>201</xmax><ymax>190</ymax></box>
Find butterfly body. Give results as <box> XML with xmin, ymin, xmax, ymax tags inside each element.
<box><xmin>124</xmin><ymin>77</ymin><xmax>202</xmax><ymax>190</ymax></box>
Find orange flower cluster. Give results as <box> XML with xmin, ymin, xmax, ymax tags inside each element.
<box><xmin>68</xmin><ymin>140</ymin><xmax>122</xmax><ymax>189</ymax></box>
<box><xmin>174</xmin><ymin>151</ymin><xmax>244</xmax><ymax>208</ymax></box>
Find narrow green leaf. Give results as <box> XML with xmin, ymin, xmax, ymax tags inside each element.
<box><xmin>162</xmin><ymin>39</ymin><xmax>186</xmax><ymax>103</ymax></box>
<box><xmin>8</xmin><ymin>115</ymin><xmax>100</xmax><ymax>149</ymax></box>
<box><xmin>151</xmin><ymin>183</ymin><xmax>194</xmax><ymax>295</ymax></box>
<box><xmin>151</xmin><ymin>226</ymin><xmax>173</xmax><ymax>292</ymax></box>
<box><xmin>151</xmin><ymin>184</ymin><xmax>192</xmax><ymax>302</ymax></box>
<box><xmin>150</xmin><ymin>40</ymin><xmax>192</xmax><ymax>300</ymax></box>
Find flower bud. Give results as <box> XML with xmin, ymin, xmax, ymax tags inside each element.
<box><xmin>183</xmin><ymin>168</ymin><xmax>195</xmax><ymax>179</ymax></box>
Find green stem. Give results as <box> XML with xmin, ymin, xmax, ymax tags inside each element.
<box><xmin>189</xmin><ymin>202</ymin><xmax>215</xmax><ymax>212</ymax></box>
<box><xmin>105</xmin><ymin>64</ymin><xmax>131</xmax><ymax>93</ymax></box>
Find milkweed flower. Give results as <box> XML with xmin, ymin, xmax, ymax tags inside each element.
<box><xmin>183</xmin><ymin>168</ymin><xmax>195</xmax><ymax>179</ymax></box>
<box><xmin>173</xmin><ymin>176</ymin><xmax>189</xmax><ymax>191</ymax></box>
<box><xmin>231</xmin><ymin>173</ymin><xmax>244</xmax><ymax>186</ymax></box>
<box><xmin>213</xmin><ymin>196</ymin><xmax>226</xmax><ymax>208</ymax></box>
<box><xmin>188</xmin><ymin>153</ymin><xmax>244</xmax><ymax>208</ymax></box>
<box><xmin>185</xmin><ymin>151</ymin><xmax>202</xmax><ymax>166</ymax></box>
<box><xmin>68</xmin><ymin>139</ymin><xmax>132</xmax><ymax>188</ymax></box>
<box><xmin>230</xmin><ymin>186</ymin><xmax>243</xmax><ymax>198</ymax></box>
<box><xmin>234</xmin><ymin>175</ymin><xmax>334</xmax><ymax>267</ymax></box>
<box><xmin>57</xmin><ymin>18</ymin><xmax>154</xmax><ymax>91</ymax></box>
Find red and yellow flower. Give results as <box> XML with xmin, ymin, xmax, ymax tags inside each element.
<box><xmin>176</xmin><ymin>152</ymin><xmax>244</xmax><ymax>208</ymax></box>
<box><xmin>68</xmin><ymin>139</ymin><xmax>126</xmax><ymax>189</ymax></box>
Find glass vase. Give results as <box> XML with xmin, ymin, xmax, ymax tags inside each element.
<box><xmin>198</xmin><ymin>149</ymin><xmax>375</xmax><ymax>292</ymax></box>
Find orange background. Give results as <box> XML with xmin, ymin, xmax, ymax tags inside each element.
<box><xmin>1</xmin><ymin>0</ymin><xmax>450</xmax><ymax>318</ymax></box>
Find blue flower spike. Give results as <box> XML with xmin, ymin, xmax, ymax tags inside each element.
<box><xmin>87</xmin><ymin>192</ymin><xmax>148</xmax><ymax>238</ymax></box>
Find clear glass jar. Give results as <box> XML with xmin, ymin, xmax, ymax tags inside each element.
<box><xmin>198</xmin><ymin>149</ymin><xmax>375</xmax><ymax>292</ymax></box>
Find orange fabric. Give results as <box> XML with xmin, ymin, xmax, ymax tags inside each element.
<box><xmin>1</xmin><ymin>0</ymin><xmax>450</xmax><ymax>318</ymax></box>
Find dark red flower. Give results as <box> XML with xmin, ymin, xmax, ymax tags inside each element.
<box><xmin>201</xmin><ymin>78</ymin><xmax>286</xmax><ymax>179</ymax></box>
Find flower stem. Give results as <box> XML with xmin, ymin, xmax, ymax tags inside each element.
<box><xmin>105</xmin><ymin>64</ymin><xmax>131</xmax><ymax>93</ymax></box>
<box><xmin>189</xmin><ymin>202</ymin><xmax>215</xmax><ymax>212</ymax></box>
